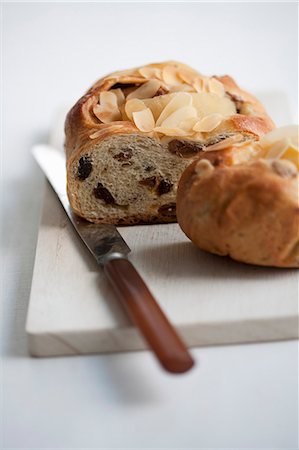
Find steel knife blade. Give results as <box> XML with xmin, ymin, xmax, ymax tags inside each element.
<box><xmin>32</xmin><ymin>144</ymin><xmax>194</xmax><ymax>373</ymax></box>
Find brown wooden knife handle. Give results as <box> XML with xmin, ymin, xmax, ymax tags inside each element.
<box><xmin>104</xmin><ymin>257</ymin><xmax>194</xmax><ymax>374</ymax></box>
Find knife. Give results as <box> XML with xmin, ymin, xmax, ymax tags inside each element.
<box><xmin>32</xmin><ymin>144</ymin><xmax>194</xmax><ymax>374</ymax></box>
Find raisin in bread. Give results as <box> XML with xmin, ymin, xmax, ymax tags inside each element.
<box><xmin>65</xmin><ymin>61</ymin><xmax>274</xmax><ymax>224</ymax></box>
<box><xmin>176</xmin><ymin>125</ymin><xmax>299</xmax><ymax>268</ymax></box>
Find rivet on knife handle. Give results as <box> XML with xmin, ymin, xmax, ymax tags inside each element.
<box><xmin>104</xmin><ymin>257</ymin><xmax>195</xmax><ymax>374</ymax></box>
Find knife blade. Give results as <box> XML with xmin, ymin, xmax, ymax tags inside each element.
<box><xmin>32</xmin><ymin>144</ymin><xmax>194</xmax><ymax>373</ymax></box>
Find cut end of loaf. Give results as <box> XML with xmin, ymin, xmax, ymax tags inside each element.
<box><xmin>67</xmin><ymin>134</ymin><xmax>191</xmax><ymax>224</ymax></box>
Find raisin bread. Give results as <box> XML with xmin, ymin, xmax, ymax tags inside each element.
<box><xmin>176</xmin><ymin>125</ymin><xmax>299</xmax><ymax>267</ymax></box>
<box><xmin>65</xmin><ymin>61</ymin><xmax>274</xmax><ymax>224</ymax></box>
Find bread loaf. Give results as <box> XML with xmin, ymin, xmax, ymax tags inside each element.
<box><xmin>65</xmin><ymin>61</ymin><xmax>274</xmax><ymax>224</ymax></box>
<box><xmin>176</xmin><ymin>125</ymin><xmax>299</xmax><ymax>268</ymax></box>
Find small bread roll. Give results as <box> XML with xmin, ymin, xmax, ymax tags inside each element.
<box><xmin>177</xmin><ymin>126</ymin><xmax>299</xmax><ymax>268</ymax></box>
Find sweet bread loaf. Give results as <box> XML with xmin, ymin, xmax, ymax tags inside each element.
<box><xmin>176</xmin><ymin>126</ymin><xmax>299</xmax><ymax>268</ymax></box>
<box><xmin>65</xmin><ymin>61</ymin><xmax>274</xmax><ymax>224</ymax></box>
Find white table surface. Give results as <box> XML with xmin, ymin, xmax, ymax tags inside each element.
<box><xmin>1</xmin><ymin>2</ymin><xmax>298</xmax><ymax>449</ymax></box>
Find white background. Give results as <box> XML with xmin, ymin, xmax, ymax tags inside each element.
<box><xmin>1</xmin><ymin>2</ymin><xmax>298</xmax><ymax>449</ymax></box>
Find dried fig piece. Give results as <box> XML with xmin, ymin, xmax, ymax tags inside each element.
<box><xmin>206</xmin><ymin>133</ymin><xmax>234</xmax><ymax>146</ymax></box>
<box><xmin>158</xmin><ymin>202</ymin><xmax>177</xmax><ymax>218</ymax></box>
<box><xmin>168</xmin><ymin>139</ymin><xmax>204</xmax><ymax>158</ymax></box>
<box><xmin>157</xmin><ymin>179</ymin><xmax>173</xmax><ymax>195</ymax></box>
<box><xmin>93</xmin><ymin>183</ymin><xmax>115</xmax><ymax>204</ymax></box>
<box><xmin>113</xmin><ymin>149</ymin><xmax>133</xmax><ymax>161</ymax></box>
<box><xmin>139</xmin><ymin>176</ymin><xmax>157</xmax><ymax>190</ymax></box>
<box><xmin>77</xmin><ymin>156</ymin><xmax>93</xmax><ymax>180</ymax></box>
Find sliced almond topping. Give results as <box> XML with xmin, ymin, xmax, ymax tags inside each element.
<box><xmin>110</xmin><ymin>88</ymin><xmax>125</xmax><ymax>106</ymax></box>
<box><xmin>260</xmin><ymin>125</ymin><xmax>299</xmax><ymax>151</ymax></box>
<box><xmin>138</xmin><ymin>67</ymin><xmax>163</xmax><ymax>80</ymax></box>
<box><xmin>168</xmin><ymin>83</ymin><xmax>195</xmax><ymax>93</ymax></box>
<box><xmin>125</xmin><ymin>98</ymin><xmax>147</xmax><ymax>121</ymax></box>
<box><xmin>265</xmin><ymin>138</ymin><xmax>290</xmax><ymax>159</ymax></box>
<box><xmin>259</xmin><ymin>125</ymin><xmax>299</xmax><ymax>167</ymax></box>
<box><xmin>132</xmin><ymin>108</ymin><xmax>155</xmax><ymax>132</ymax></box>
<box><xmin>98</xmin><ymin>91</ymin><xmax>119</xmax><ymax>108</ymax></box>
<box><xmin>93</xmin><ymin>64</ymin><xmax>240</xmax><ymax>136</ymax></box>
<box><xmin>93</xmin><ymin>105</ymin><xmax>121</xmax><ymax>123</ymax></box>
<box><xmin>177</xmin><ymin>68</ymin><xmax>199</xmax><ymax>86</ymax></box>
<box><xmin>162</xmin><ymin>65</ymin><xmax>182</xmax><ymax>86</ymax></box>
<box><xmin>93</xmin><ymin>91</ymin><xmax>121</xmax><ymax>123</ymax></box>
<box><xmin>160</xmin><ymin>106</ymin><xmax>197</xmax><ymax>129</ymax></box>
<box><xmin>153</xmin><ymin>126</ymin><xmax>190</xmax><ymax>137</ymax></box>
<box><xmin>208</xmin><ymin>78</ymin><xmax>225</xmax><ymax>97</ymax></box>
<box><xmin>203</xmin><ymin>134</ymin><xmax>244</xmax><ymax>152</ymax></box>
<box><xmin>192</xmin><ymin>92</ymin><xmax>236</xmax><ymax>118</ymax></box>
<box><xmin>109</xmin><ymin>68</ymin><xmax>136</xmax><ymax>77</ymax></box>
<box><xmin>193</xmin><ymin>114</ymin><xmax>223</xmax><ymax>132</ymax></box>
<box><xmin>180</xmin><ymin>116</ymin><xmax>199</xmax><ymax>133</ymax></box>
<box><xmin>126</xmin><ymin>79</ymin><xmax>161</xmax><ymax>100</ymax></box>
<box><xmin>200</xmin><ymin>76</ymin><xmax>210</xmax><ymax>92</ymax></box>
<box><xmin>156</xmin><ymin>92</ymin><xmax>193</xmax><ymax>126</ymax></box>
<box><xmin>192</xmin><ymin>78</ymin><xmax>203</xmax><ymax>93</ymax></box>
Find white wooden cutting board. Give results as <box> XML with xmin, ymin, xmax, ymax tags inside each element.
<box><xmin>26</xmin><ymin>99</ymin><xmax>299</xmax><ymax>357</ymax></box>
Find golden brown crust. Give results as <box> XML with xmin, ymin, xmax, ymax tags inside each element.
<box><xmin>177</xmin><ymin>158</ymin><xmax>299</xmax><ymax>268</ymax></box>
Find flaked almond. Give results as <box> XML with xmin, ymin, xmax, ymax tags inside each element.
<box><xmin>199</xmin><ymin>76</ymin><xmax>210</xmax><ymax>92</ymax></box>
<box><xmin>126</xmin><ymin>79</ymin><xmax>161</xmax><ymax>100</ymax></box>
<box><xmin>177</xmin><ymin>68</ymin><xmax>199</xmax><ymax>85</ymax></box>
<box><xmin>156</xmin><ymin>92</ymin><xmax>193</xmax><ymax>126</ymax></box>
<box><xmin>168</xmin><ymin>83</ymin><xmax>195</xmax><ymax>93</ymax></box>
<box><xmin>202</xmin><ymin>134</ymin><xmax>244</xmax><ymax>151</ymax></box>
<box><xmin>138</xmin><ymin>67</ymin><xmax>163</xmax><ymax>80</ymax></box>
<box><xmin>208</xmin><ymin>78</ymin><xmax>225</xmax><ymax>97</ymax></box>
<box><xmin>125</xmin><ymin>98</ymin><xmax>147</xmax><ymax>121</ymax></box>
<box><xmin>93</xmin><ymin>108</ymin><xmax>121</xmax><ymax>123</ymax></box>
<box><xmin>132</xmin><ymin>108</ymin><xmax>155</xmax><ymax>132</ymax></box>
<box><xmin>109</xmin><ymin>68</ymin><xmax>136</xmax><ymax>77</ymax></box>
<box><xmin>110</xmin><ymin>88</ymin><xmax>125</xmax><ymax>106</ymax></box>
<box><xmin>264</xmin><ymin>138</ymin><xmax>290</xmax><ymax>159</ymax></box>
<box><xmin>192</xmin><ymin>78</ymin><xmax>203</xmax><ymax>93</ymax></box>
<box><xmin>180</xmin><ymin>116</ymin><xmax>199</xmax><ymax>133</ymax></box>
<box><xmin>162</xmin><ymin>65</ymin><xmax>182</xmax><ymax>86</ymax></box>
<box><xmin>93</xmin><ymin>91</ymin><xmax>121</xmax><ymax>123</ymax></box>
<box><xmin>192</xmin><ymin>92</ymin><xmax>236</xmax><ymax>118</ymax></box>
<box><xmin>160</xmin><ymin>106</ymin><xmax>197</xmax><ymax>129</ymax></box>
<box><xmin>260</xmin><ymin>125</ymin><xmax>299</xmax><ymax>151</ymax></box>
<box><xmin>193</xmin><ymin>114</ymin><xmax>223</xmax><ymax>132</ymax></box>
<box><xmin>154</xmin><ymin>126</ymin><xmax>191</xmax><ymax>137</ymax></box>
<box><xmin>260</xmin><ymin>125</ymin><xmax>299</xmax><ymax>167</ymax></box>
<box><xmin>98</xmin><ymin>91</ymin><xmax>119</xmax><ymax>108</ymax></box>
